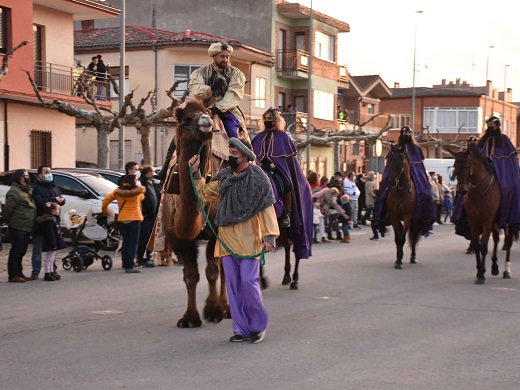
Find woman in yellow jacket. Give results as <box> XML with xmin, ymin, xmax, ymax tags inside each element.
<box><xmin>102</xmin><ymin>174</ymin><xmax>145</xmax><ymax>273</ymax></box>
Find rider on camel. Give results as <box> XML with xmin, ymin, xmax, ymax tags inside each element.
<box><xmin>188</xmin><ymin>42</ymin><xmax>246</xmax><ymax>140</ymax></box>
<box><xmin>251</xmin><ymin>107</ymin><xmax>313</xmax><ymax>261</ymax></box>
<box><xmin>475</xmin><ymin>116</ymin><xmax>520</xmax><ymax>233</ymax></box>
<box><xmin>374</xmin><ymin>126</ymin><xmax>436</xmax><ymax>236</ymax></box>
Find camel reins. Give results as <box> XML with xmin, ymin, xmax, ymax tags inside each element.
<box><xmin>189</xmin><ymin>144</ymin><xmax>266</xmax><ymax>266</ymax></box>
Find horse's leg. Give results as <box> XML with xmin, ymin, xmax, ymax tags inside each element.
<box><xmin>173</xmin><ymin>237</ymin><xmax>202</xmax><ymax>328</ymax></box>
<box><xmin>290</xmin><ymin>254</ymin><xmax>300</xmax><ymax>290</ymax></box>
<box><xmin>491</xmin><ymin>225</ymin><xmax>500</xmax><ymax>276</ymax></box>
<box><xmin>280</xmin><ymin>228</ymin><xmax>292</xmax><ymax>285</ymax></box>
<box><xmin>259</xmin><ymin>265</ymin><xmax>270</xmax><ymax>290</ymax></box>
<box><xmin>203</xmin><ymin>235</ymin><xmax>225</xmax><ymax>323</ymax></box>
<box><xmin>475</xmin><ymin>226</ymin><xmax>493</xmax><ymax>284</ymax></box>
<box><xmin>408</xmin><ymin>218</ymin><xmax>420</xmax><ymax>264</ymax></box>
<box><xmin>392</xmin><ymin>220</ymin><xmax>405</xmax><ymax>269</ymax></box>
<box><xmin>503</xmin><ymin>227</ymin><xmax>513</xmax><ymax>279</ymax></box>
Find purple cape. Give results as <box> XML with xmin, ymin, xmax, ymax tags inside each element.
<box><xmin>252</xmin><ymin>130</ymin><xmax>313</xmax><ymax>259</ymax></box>
<box><xmin>479</xmin><ymin>134</ymin><xmax>520</xmax><ymax>230</ymax></box>
<box><xmin>374</xmin><ymin>144</ymin><xmax>436</xmax><ymax>236</ymax></box>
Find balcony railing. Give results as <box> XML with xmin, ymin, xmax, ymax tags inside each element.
<box><xmin>338</xmin><ymin>65</ymin><xmax>348</xmax><ymax>83</ymax></box>
<box><xmin>283</xmin><ymin>112</ymin><xmax>308</xmax><ymax>131</ymax></box>
<box><xmin>275</xmin><ymin>49</ymin><xmax>309</xmax><ymax>73</ymax></box>
<box><xmin>343</xmin><ymin>112</ymin><xmax>391</xmax><ymax>129</ymax></box>
<box><xmin>33</xmin><ymin>60</ymin><xmax>110</xmax><ymax>100</ymax></box>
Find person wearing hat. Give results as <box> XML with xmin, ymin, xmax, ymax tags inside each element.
<box><xmin>467</xmin><ymin>135</ymin><xmax>478</xmax><ymax>148</ymax></box>
<box><xmin>475</xmin><ymin>116</ymin><xmax>520</xmax><ymax>232</ymax></box>
<box><xmin>188</xmin><ymin>137</ymin><xmax>279</xmax><ymax>344</ymax></box>
<box><xmin>373</xmin><ymin>126</ymin><xmax>436</xmax><ymax>236</ymax></box>
<box><xmin>188</xmin><ymin>42</ymin><xmax>246</xmax><ymax>140</ymax></box>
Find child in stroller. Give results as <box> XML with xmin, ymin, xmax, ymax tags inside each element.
<box><xmin>61</xmin><ymin>209</ymin><xmax>113</xmax><ymax>272</ymax></box>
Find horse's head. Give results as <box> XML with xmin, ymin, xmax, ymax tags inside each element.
<box><xmin>175</xmin><ymin>98</ymin><xmax>213</xmax><ymax>143</ymax></box>
<box><xmin>388</xmin><ymin>145</ymin><xmax>408</xmax><ymax>188</ymax></box>
<box><xmin>451</xmin><ymin>149</ymin><xmax>471</xmax><ymax>194</ymax></box>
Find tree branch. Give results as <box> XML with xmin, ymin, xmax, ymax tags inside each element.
<box><xmin>0</xmin><ymin>41</ymin><xmax>30</xmax><ymax>80</ymax></box>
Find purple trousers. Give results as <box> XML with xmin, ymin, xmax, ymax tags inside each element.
<box><xmin>222</xmin><ymin>255</ymin><xmax>268</xmax><ymax>337</ymax></box>
<box><xmin>220</xmin><ymin>111</ymin><xmax>240</xmax><ymax>139</ymax></box>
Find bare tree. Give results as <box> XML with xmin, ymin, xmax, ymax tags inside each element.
<box><xmin>25</xmin><ymin>70</ymin><xmax>186</xmax><ymax>168</ymax></box>
<box><xmin>130</xmin><ymin>81</ymin><xmax>189</xmax><ymax>165</ymax></box>
<box><xmin>0</xmin><ymin>41</ymin><xmax>29</xmax><ymax>81</ymax></box>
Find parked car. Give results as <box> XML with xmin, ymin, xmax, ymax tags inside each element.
<box><xmin>0</xmin><ymin>170</ymin><xmax>120</xmax><ymax>250</ymax></box>
<box><xmin>53</xmin><ymin>167</ymin><xmax>124</xmax><ymax>185</ymax></box>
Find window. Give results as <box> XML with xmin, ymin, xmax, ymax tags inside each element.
<box><xmin>390</xmin><ymin>114</ymin><xmax>410</xmax><ymax>129</ymax></box>
<box><xmin>254</xmin><ymin>77</ymin><xmax>266</xmax><ymax>109</ymax></box>
<box><xmin>30</xmin><ymin>130</ymin><xmax>52</xmax><ymax>169</ymax></box>
<box><xmin>109</xmin><ymin>140</ymin><xmax>132</xmax><ymax>170</ymax></box>
<box><xmin>173</xmin><ymin>65</ymin><xmax>200</xmax><ymax>98</ymax></box>
<box><xmin>53</xmin><ymin>175</ymin><xmax>88</xmax><ymax>197</ymax></box>
<box><xmin>315</xmin><ymin>31</ymin><xmax>334</xmax><ymax>62</ymax></box>
<box><xmin>423</xmin><ymin>107</ymin><xmax>479</xmax><ymax>133</ymax></box>
<box><xmin>367</xmin><ymin>104</ymin><xmax>374</xmax><ymax>115</ymax></box>
<box><xmin>0</xmin><ymin>7</ymin><xmax>8</xmax><ymax>54</ymax></box>
<box><xmin>108</xmin><ymin>66</ymin><xmax>130</xmax><ymax>99</ymax></box>
<box><xmin>295</xmin><ymin>33</ymin><xmax>305</xmax><ymax>50</ymax></box>
<box><xmin>352</xmin><ymin>142</ymin><xmax>359</xmax><ymax>156</ymax></box>
<box><xmin>313</xmin><ymin>90</ymin><xmax>334</xmax><ymax>121</ymax></box>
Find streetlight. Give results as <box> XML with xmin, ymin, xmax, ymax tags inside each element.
<box><xmin>503</xmin><ymin>64</ymin><xmax>510</xmax><ymax>128</ymax></box>
<box><xmin>118</xmin><ymin>0</ymin><xmax>126</xmax><ymax>171</ymax></box>
<box><xmin>483</xmin><ymin>45</ymin><xmax>494</xmax><ymax>125</ymax></box>
<box><xmin>306</xmin><ymin>0</ymin><xmax>313</xmax><ymax>172</ymax></box>
<box><xmin>411</xmin><ymin>10</ymin><xmax>423</xmax><ymax>131</ymax></box>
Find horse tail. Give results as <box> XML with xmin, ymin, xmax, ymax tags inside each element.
<box><xmin>408</xmin><ymin>218</ymin><xmax>422</xmax><ymax>250</ymax></box>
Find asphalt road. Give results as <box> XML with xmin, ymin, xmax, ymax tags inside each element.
<box><xmin>1</xmin><ymin>224</ymin><xmax>520</xmax><ymax>390</ymax></box>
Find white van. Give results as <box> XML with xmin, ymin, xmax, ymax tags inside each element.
<box><xmin>423</xmin><ymin>158</ymin><xmax>457</xmax><ymax>193</ymax></box>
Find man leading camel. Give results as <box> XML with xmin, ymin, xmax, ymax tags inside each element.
<box><xmin>188</xmin><ymin>42</ymin><xmax>246</xmax><ymax>140</ymax></box>
<box><xmin>189</xmin><ymin>138</ymin><xmax>279</xmax><ymax>344</ymax></box>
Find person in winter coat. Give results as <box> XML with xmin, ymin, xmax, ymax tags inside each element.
<box><xmin>37</xmin><ymin>202</ymin><xmax>65</xmax><ymax>281</ymax></box>
<box><xmin>102</xmin><ymin>174</ymin><xmax>145</xmax><ymax>273</ymax></box>
<box><xmin>137</xmin><ymin>166</ymin><xmax>160</xmax><ymax>267</ymax></box>
<box><xmin>338</xmin><ymin>194</ymin><xmax>352</xmax><ymax>243</ymax></box>
<box><xmin>3</xmin><ymin>169</ymin><xmax>37</xmax><ymax>283</ymax></box>
<box><xmin>30</xmin><ymin>166</ymin><xmax>65</xmax><ymax>280</ymax></box>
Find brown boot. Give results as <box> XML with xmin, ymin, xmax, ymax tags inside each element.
<box><xmin>343</xmin><ymin>235</ymin><xmax>351</xmax><ymax>243</ymax></box>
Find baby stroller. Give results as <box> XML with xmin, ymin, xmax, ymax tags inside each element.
<box><xmin>61</xmin><ymin>209</ymin><xmax>113</xmax><ymax>272</ymax></box>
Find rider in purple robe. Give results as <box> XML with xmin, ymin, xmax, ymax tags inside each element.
<box><xmin>374</xmin><ymin>126</ymin><xmax>436</xmax><ymax>236</ymax></box>
<box><xmin>476</xmin><ymin>116</ymin><xmax>520</xmax><ymax>233</ymax></box>
<box><xmin>251</xmin><ymin>107</ymin><xmax>313</xmax><ymax>260</ymax></box>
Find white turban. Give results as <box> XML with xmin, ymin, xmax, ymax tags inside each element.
<box><xmin>208</xmin><ymin>42</ymin><xmax>233</xmax><ymax>57</ymax></box>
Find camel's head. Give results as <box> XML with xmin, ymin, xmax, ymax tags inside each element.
<box><xmin>175</xmin><ymin>98</ymin><xmax>213</xmax><ymax>141</ymax></box>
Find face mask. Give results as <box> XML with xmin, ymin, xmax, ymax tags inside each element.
<box><xmin>341</xmin><ymin>201</ymin><xmax>348</xmax><ymax>205</ymax></box>
<box><xmin>228</xmin><ymin>156</ymin><xmax>242</xmax><ymax>170</ymax></box>
<box><xmin>264</xmin><ymin>120</ymin><xmax>274</xmax><ymax>130</ymax></box>
<box><xmin>134</xmin><ymin>171</ymin><xmax>141</xmax><ymax>179</ymax></box>
<box><xmin>44</xmin><ymin>173</ymin><xmax>53</xmax><ymax>182</ymax></box>
<box><xmin>152</xmin><ymin>179</ymin><xmax>161</xmax><ymax>186</ymax></box>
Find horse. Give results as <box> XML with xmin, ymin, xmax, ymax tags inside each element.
<box><xmin>152</xmin><ymin>98</ymin><xmax>228</xmax><ymax>328</ymax></box>
<box><xmin>386</xmin><ymin>146</ymin><xmax>422</xmax><ymax>269</ymax></box>
<box><xmin>450</xmin><ymin>147</ymin><xmax>516</xmax><ymax>284</ymax></box>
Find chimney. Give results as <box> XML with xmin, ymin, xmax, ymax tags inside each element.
<box><xmin>394</xmin><ymin>82</ymin><xmax>400</xmax><ymax>88</ymax></box>
<box><xmin>441</xmin><ymin>79</ymin><xmax>446</xmax><ymax>86</ymax></box>
<box><xmin>81</xmin><ymin>20</ymin><xmax>95</xmax><ymax>32</ymax></box>
<box><xmin>456</xmin><ymin>78</ymin><xmax>461</xmax><ymax>86</ymax></box>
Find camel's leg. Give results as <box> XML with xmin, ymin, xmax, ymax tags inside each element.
<box><xmin>173</xmin><ymin>237</ymin><xmax>202</xmax><ymax>328</ymax></box>
<box><xmin>491</xmin><ymin>225</ymin><xmax>500</xmax><ymax>276</ymax></box>
<box><xmin>290</xmin><ymin>255</ymin><xmax>300</xmax><ymax>290</ymax></box>
<box><xmin>203</xmin><ymin>236</ymin><xmax>225</xmax><ymax>323</ymax></box>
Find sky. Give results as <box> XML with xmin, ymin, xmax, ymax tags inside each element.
<box><xmin>288</xmin><ymin>0</ymin><xmax>520</xmax><ymax>101</ymax></box>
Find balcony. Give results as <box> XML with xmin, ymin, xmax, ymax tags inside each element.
<box><xmin>283</xmin><ymin>112</ymin><xmax>308</xmax><ymax>131</ymax></box>
<box><xmin>338</xmin><ymin>65</ymin><xmax>349</xmax><ymax>90</ymax></box>
<box><xmin>275</xmin><ymin>49</ymin><xmax>309</xmax><ymax>80</ymax></box>
<box><xmin>34</xmin><ymin>60</ymin><xmax>110</xmax><ymax>101</ymax></box>
<box><xmin>344</xmin><ymin>112</ymin><xmax>391</xmax><ymax>131</ymax></box>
